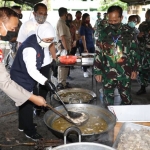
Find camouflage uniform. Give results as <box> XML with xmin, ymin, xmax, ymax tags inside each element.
<box><xmin>97</xmin><ymin>18</ymin><xmax>108</xmax><ymax>35</ymax></box>
<box><xmin>94</xmin><ymin>18</ymin><xmax>102</xmax><ymax>37</ymax></box>
<box><xmin>94</xmin><ymin>23</ymin><xmax>139</xmax><ymax>105</ymax></box>
<box><xmin>137</xmin><ymin>21</ymin><xmax>150</xmax><ymax>87</ymax></box>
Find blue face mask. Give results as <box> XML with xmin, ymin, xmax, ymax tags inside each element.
<box><xmin>128</xmin><ymin>21</ymin><xmax>136</xmax><ymax>28</ymax></box>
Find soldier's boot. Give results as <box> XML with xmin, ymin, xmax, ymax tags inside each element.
<box><xmin>136</xmin><ymin>85</ymin><xmax>146</xmax><ymax>95</ymax></box>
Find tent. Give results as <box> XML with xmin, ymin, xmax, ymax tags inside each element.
<box><xmin>2</xmin><ymin>0</ymin><xmax>150</xmax><ymax>7</ymax></box>
<box><xmin>120</xmin><ymin>0</ymin><xmax>150</xmax><ymax>5</ymax></box>
<box><xmin>3</xmin><ymin>0</ymin><xmax>43</xmax><ymax>7</ymax></box>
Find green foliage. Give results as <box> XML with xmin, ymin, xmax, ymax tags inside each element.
<box><xmin>99</xmin><ymin>0</ymin><xmax>127</xmax><ymax>11</ymax></box>
<box><xmin>0</xmin><ymin>0</ymin><xmax>32</xmax><ymax>10</ymax></box>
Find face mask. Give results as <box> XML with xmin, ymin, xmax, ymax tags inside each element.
<box><xmin>128</xmin><ymin>21</ymin><xmax>136</xmax><ymax>28</ymax></box>
<box><xmin>35</xmin><ymin>14</ymin><xmax>47</xmax><ymax>24</ymax></box>
<box><xmin>85</xmin><ymin>20</ymin><xmax>90</xmax><ymax>24</ymax></box>
<box><xmin>39</xmin><ymin>41</ymin><xmax>51</xmax><ymax>48</ymax></box>
<box><xmin>66</xmin><ymin>20</ymin><xmax>72</xmax><ymax>27</ymax></box>
<box><xmin>76</xmin><ymin>16</ymin><xmax>81</xmax><ymax>20</ymax></box>
<box><xmin>109</xmin><ymin>23</ymin><xmax>121</xmax><ymax>30</ymax></box>
<box><xmin>1</xmin><ymin>31</ymin><xmax>17</xmax><ymax>41</ymax></box>
<box><xmin>97</xmin><ymin>15</ymin><xmax>101</xmax><ymax>19</ymax></box>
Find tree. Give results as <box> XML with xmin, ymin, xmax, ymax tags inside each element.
<box><xmin>98</xmin><ymin>0</ymin><xmax>127</xmax><ymax>11</ymax></box>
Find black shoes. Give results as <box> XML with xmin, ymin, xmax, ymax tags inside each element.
<box><xmin>136</xmin><ymin>85</ymin><xmax>146</xmax><ymax>95</ymax></box>
<box><xmin>34</xmin><ymin>107</ymin><xmax>49</xmax><ymax>116</ymax></box>
<box><xmin>25</xmin><ymin>132</ymin><xmax>43</xmax><ymax>141</ymax></box>
<box><xmin>57</xmin><ymin>82</ymin><xmax>72</xmax><ymax>90</ymax></box>
<box><xmin>57</xmin><ymin>83</ymin><xmax>65</xmax><ymax>90</ymax></box>
<box><xmin>65</xmin><ymin>82</ymin><xmax>72</xmax><ymax>88</ymax></box>
<box><xmin>18</xmin><ymin>123</ymin><xmax>37</xmax><ymax>132</ymax></box>
<box><xmin>34</xmin><ymin>109</ymin><xmax>42</xmax><ymax>116</ymax></box>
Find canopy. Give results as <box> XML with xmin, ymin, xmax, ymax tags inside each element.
<box><xmin>120</xmin><ymin>0</ymin><xmax>150</xmax><ymax>5</ymax></box>
<box><xmin>3</xmin><ymin>0</ymin><xmax>43</xmax><ymax>7</ymax></box>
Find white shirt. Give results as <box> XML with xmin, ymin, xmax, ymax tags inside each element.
<box><xmin>23</xmin><ymin>47</ymin><xmax>47</xmax><ymax>85</ymax></box>
<box><xmin>17</xmin><ymin>18</ymin><xmax>52</xmax><ymax>66</ymax></box>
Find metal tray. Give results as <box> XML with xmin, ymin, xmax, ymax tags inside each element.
<box><xmin>81</xmin><ymin>53</ymin><xmax>95</xmax><ymax>63</ymax></box>
<box><xmin>113</xmin><ymin>122</ymin><xmax>150</xmax><ymax>149</ymax></box>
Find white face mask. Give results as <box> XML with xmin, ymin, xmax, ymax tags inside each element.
<box><xmin>39</xmin><ymin>41</ymin><xmax>51</xmax><ymax>48</ymax></box>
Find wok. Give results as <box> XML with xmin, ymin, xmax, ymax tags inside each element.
<box><xmin>52</xmin><ymin>88</ymin><xmax>97</xmax><ymax>104</ymax></box>
<box><xmin>44</xmin><ymin>104</ymin><xmax>116</xmax><ymax>142</ymax></box>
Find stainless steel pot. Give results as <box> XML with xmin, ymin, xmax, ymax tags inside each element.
<box><xmin>53</xmin><ymin>88</ymin><xmax>97</xmax><ymax>104</ymax></box>
<box><xmin>44</xmin><ymin>104</ymin><xmax>116</xmax><ymax>142</ymax></box>
<box><xmin>51</xmin><ymin>143</ymin><xmax>116</xmax><ymax>150</ymax></box>
<box><xmin>45</xmin><ymin>126</ymin><xmax>116</xmax><ymax>150</ymax></box>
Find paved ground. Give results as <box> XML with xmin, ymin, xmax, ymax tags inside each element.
<box><xmin>0</xmin><ymin>66</ymin><xmax>150</xmax><ymax>150</ymax></box>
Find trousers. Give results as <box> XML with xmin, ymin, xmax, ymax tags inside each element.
<box><xmin>19</xmin><ymin>100</ymin><xmax>36</xmax><ymax>136</ymax></box>
<box><xmin>103</xmin><ymin>77</ymin><xmax>131</xmax><ymax>105</ymax></box>
<box><xmin>58</xmin><ymin>66</ymin><xmax>69</xmax><ymax>86</ymax></box>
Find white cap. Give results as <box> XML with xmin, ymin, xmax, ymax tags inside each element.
<box><xmin>36</xmin><ymin>22</ymin><xmax>55</xmax><ymax>42</ymax></box>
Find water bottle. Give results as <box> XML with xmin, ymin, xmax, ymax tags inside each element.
<box><xmin>99</xmin><ymin>88</ymin><xmax>104</xmax><ymax>105</ymax></box>
<box><xmin>114</xmin><ymin>88</ymin><xmax>121</xmax><ymax>105</ymax></box>
<box><xmin>75</xmin><ymin>49</ymin><xmax>80</xmax><ymax>56</ymax></box>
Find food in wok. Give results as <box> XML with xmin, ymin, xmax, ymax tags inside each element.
<box><xmin>52</xmin><ymin>114</ymin><xmax>108</xmax><ymax>134</ymax></box>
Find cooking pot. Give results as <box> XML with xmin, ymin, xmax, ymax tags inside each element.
<box><xmin>45</xmin><ymin>126</ymin><xmax>116</xmax><ymax>150</ymax></box>
<box><xmin>44</xmin><ymin>104</ymin><xmax>116</xmax><ymax>142</ymax></box>
<box><xmin>59</xmin><ymin>55</ymin><xmax>77</xmax><ymax>64</ymax></box>
<box><xmin>51</xmin><ymin>142</ymin><xmax>116</xmax><ymax>150</ymax></box>
<box><xmin>52</xmin><ymin>88</ymin><xmax>97</xmax><ymax>104</ymax></box>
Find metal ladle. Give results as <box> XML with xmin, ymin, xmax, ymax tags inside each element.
<box><xmin>46</xmin><ymin>104</ymin><xmax>88</xmax><ymax>126</ymax></box>
<box><xmin>54</xmin><ymin>91</ymin><xmax>83</xmax><ymax>119</ymax></box>
<box><xmin>47</xmin><ymin>81</ymin><xmax>83</xmax><ymax>119</ymax></box>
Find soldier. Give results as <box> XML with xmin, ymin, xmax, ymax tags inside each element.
<box><xmin>125</xmin><ymin>15</ymin><xmax>139</xmax><ymax>42</ymax></box>
<box><xmin>99</xmin><ymin>13</ymin><xmax>108</xmax><ymax>31</ymax></box>
<box><xmin>94</xmin><ymin>12</ymin><xmax>102</xmax><ymax>38</ymax></box>
<box><xmin>136</xmin><ymin>10</ymin><xmax>150</xmax><ymax>95</ymax></box>
<box><xmin>94</xmin><ymin>6</ymin><xmax>138</xmax><ymax>105</ymax></box>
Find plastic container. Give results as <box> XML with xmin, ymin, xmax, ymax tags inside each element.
<box><xmin>59</xmin><ymin>55</ymin><xmax>77</xmax><ymax>64</ymax></box>
<box><xmin>99</xmin><ymin>88</ymin><xmax>121</xmax><ymax>105</ymax></box>
<box><xmin>114</xmin><ymin>88</ymin><xmax>121</xmax><ymax>105</ymax></box>
<box><xmin>99</xmin><ymin>88</ymin><xmax>104</xmax><ymax>105</ymax></box>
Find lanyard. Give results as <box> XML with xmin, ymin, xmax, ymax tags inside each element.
<box><xmin>113</xmin><ymin>35</ymin><xmax>121</xmax><ymax>46</ymax></box>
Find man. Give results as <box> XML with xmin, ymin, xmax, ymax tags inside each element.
<box><xmin>127</xmin><ymin>15</ymin><xmax>139</xmax><ymax>39</ymax></box>
<box><xmin>0</xmin><ymin>7</ymin><xmax>46</xmax><ymax>108</ymax></box>
<box><xmin>17</xmin><ymin>3</ymin><xmax>56</xmax><ymax>115</ymax></box>
<box><xmin>1</xmin><ymin>5</ymin><xmax>22</xmax><ymax>51</ymax></box>
<box><xmin>11</xmin><ymin>22</ymin><xmax>55</xmax><ymax>141</ymax></box>
<box><xmin>136</xmin><ymin>10</ymin><xmax>150</xmax><ymax>95</ymax></box>
<box><xmin>94</xmin><ymin>12</ymin><xmax>102</xmax><ymax>38</ymax></box>
<box><xmin>94</xmin><ymin>6</ymin><xmax>138</xmax><ymax>105</ymax></box>
<box><xmin>71</xmin><ymin>10</ymin><xmax>82</xmax><ymax>55</ymax></box>
<box><xmin>56</xmin><ymin>7</ymin><xmax>71</xmax><ymax>89</ymax></box>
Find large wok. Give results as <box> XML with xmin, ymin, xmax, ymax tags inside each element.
<box><xmin>44</xmin><ymin>104</ymin><xmax>116</xmax><ymax>142</ymax></box>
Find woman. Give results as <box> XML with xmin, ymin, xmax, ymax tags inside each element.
<box><xmin>79</xmin><ymin>13</ymin><xmax>95</xmax><ymax>78</ymax></box>
<box><xmin>10</xmin><ymin>22</ymin><xmax>55</xmax><ymax>141</ymax></box>
<box><xmin>0</xmin><ymin>8</ymin><xmax>46</xmax><ymax>107</ymax></box>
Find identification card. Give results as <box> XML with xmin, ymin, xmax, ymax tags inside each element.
<box><xmin>76</xmin><ymin>30</ymin><xmax>79</xmax><ymax>34</ymax></box>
